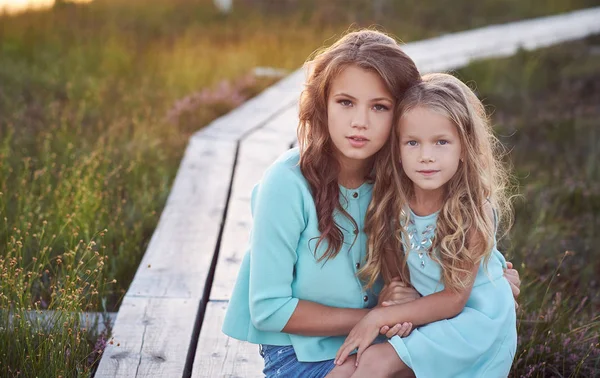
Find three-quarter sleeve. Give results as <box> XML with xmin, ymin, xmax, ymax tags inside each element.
<box><xmin>248</xmin><ymin>163</ymin><xmax>306</xmax><ymax>332</ymax></box>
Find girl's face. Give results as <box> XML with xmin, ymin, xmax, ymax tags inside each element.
<box><xmin>327</xmin><ymin>65</ymin><xmax>394</xmax><ymax>167</ymax></box>
<box><xmin>398</xmin><ymin>106</ymin><xmax>463</xmax><ymax>194</ymax></box>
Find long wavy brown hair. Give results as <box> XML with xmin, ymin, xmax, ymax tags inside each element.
<box><xmin>298</xmin><ymin>30</ymin><xmax>421</xmax><ymax>262</ymax></box>
<box><xmin>361</xmin><ymin>73</ymin><xmax>514</xmax><ymax>291</ymax></box>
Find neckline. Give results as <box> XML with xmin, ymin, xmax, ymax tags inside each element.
<box><xmin>409</xmin><ymin>207</ymin><xmax>440</xmax><ymax>221</ymax></box>
<box><xmin>339</xmin><ymin>180</ymin><xmax>373</xmax><ymax>196</ymax></box>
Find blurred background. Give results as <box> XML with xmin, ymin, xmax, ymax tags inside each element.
<box><xmin>1</xmin><ymin>0</ymin><xmax>598</xmax><ymax>376</ymax></box>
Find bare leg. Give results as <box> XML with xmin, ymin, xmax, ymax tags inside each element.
<box><xmin>350</xmin><ymin>343</ymin><xmax>415</xmax><ymax>378</ymax></box>
<box><xmin>325</xmin><ymin>355</ymin><xmax>357</xmax><ymax>378</ymax></box>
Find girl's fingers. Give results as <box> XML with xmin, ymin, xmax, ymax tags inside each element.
<box><xmin>380</xmin><ymin>325</ymin><xmax>390</xmax><ymax>335</ymax></box>
<box><xmin>397</xmin><ymin>323</ymin><xmax>410</xmax><ymax>338</ymax></box>
<box><xmin>402</xmin><ymin>323</ymin><xmax>413</xmax><ymax>337</ymax></box>
<box><xmin>335</xmin><ymin>342</ymin><xmax>354</xmax><ymax>365</ymax></box>
<box><xmin>506</xmin><ymin>261</ymin><xmax>513</xmax><ymax>269</ymax></box>
<box><xmin>355</xmin><ymin>344</ymin><xmax>366</xmax><ymax>367</ymax></box>
<box><xmin>385</xmin><ymin>323</ymin><xmax>401</xmax><ymax>338</ymax></box>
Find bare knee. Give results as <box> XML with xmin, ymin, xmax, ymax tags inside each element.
<box><xmin>352</xmin><ymin>343</ymin><xmax>413</xmax><ymax>378</ymax></box>
<box><xmin>326</xmin><ymin>355</ymin><xmax>356</xmax><ymax>378</ymax></box>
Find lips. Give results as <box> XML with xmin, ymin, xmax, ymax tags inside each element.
<box><xmin>347</xmin><ymin>135</ymin><xmax>369</xmax><ymax>142</ymax></box>
<box><xmin>347</xmin><ymin>135</ymin><xmax>369</xmax><ymax>148</ymax></box>
<box><xmin>417</xmin><ymin>170</ymin><xmax>440</xmax><ymax>176</ymax></box>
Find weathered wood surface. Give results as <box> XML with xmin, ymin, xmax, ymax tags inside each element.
<box><xmin>192</xmin><ymin>301</ymin><xmax>264</xmax><ymax>378</ymax></box>
<box><xmin>98</xmin><ymin>7</ymin><xmax>600</xmax><ymax>378</ymax></box>
<box><xmin>96</xmin><ymin>137</ymin><xmax>237</xmax><ymax>377</ymax></box>
<box><xmin>96</xmin><ymin>297</ymin><xmax>198</xmax><ymax>377</ymax></box>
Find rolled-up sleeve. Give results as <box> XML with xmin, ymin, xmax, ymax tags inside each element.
<box><xmin>249</xmin><ymin>163</ymin><xmax>306</xmax><ymax>332</ymax></box>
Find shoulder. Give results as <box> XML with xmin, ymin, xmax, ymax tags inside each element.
<box><xmin>251</xmin><ymin>148</ymin><xmax>310</xmax><ymax>223</ymax></box>
<box><xmin>261</xmin><ymin>148</ymin><xmax>306</xmax><ymax>190</ymax></box>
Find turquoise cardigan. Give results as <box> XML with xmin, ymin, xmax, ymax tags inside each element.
<box><xmin>222</xmin><ymin>148</ymin><xmax>382</xmax><ymax>362</ymax></box>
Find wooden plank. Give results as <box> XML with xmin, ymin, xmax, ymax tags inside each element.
<box><xmin>96</xmin><ymin>296</ymin><xmax>198</xmax><ymax>377</ymax></box>
<box><xmin>9</xmin><ymin>311</ymin><xmax>117</xmax><ymax>334</ymax></box>
<box><xmin>125</xmin><ymin>136</ymin><xmax>236</xmax><ymax>300</ymax></box>
<box><xmin>208</xmin><ymin>104</ymin><xmax>299</xmax><ymax>301</ymax></box>
<box><xmin>97</xmin><ymin>136</ymin><xmax>237</xmax><ymax>376</ymax></box>
<box><xmin>191</xmin><ymin>301</ymin><xmax>263</xmax><ymax>378</ymax></box>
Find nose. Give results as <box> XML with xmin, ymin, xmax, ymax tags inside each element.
<box><xmin>419</xmin><ymin>146</ymin><xmax>435</xmax><ymax>163</ymax></box>
<box><xmin>351</xmin><ymin>106</ymin><xmax>368</xmax><ymax>130</ymax></box>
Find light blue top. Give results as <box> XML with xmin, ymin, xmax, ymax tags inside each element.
<box><xmin>222</xmin><ymin>148</ymin><xmax>382</xmax><ymax>362</ymax></box>
<box><xmin>388</xmin><ymin>209</ymin><xmax>517</xmax><ymax>377</ymax></box>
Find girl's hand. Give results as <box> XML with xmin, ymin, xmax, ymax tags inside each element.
<box><xmin>378</xmin><ymin>277</ymin><xmax>420</xmax><ymax>307</ymax></box>
<box><xmin>379</xmin><ymin>322</ymin><xmax>413</xmax><ymax>338</ymax></box>
<box><xmin>334</xmin><ymin>311</ymin><xmax>382</xmax><ymax>367</ymax></box>
<box><xmin>504</xmin><ymin>261</ymin><xmax>521</xmax><ymax>309</ymax></box>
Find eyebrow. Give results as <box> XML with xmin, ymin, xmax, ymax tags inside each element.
<box><xmin>333</xmin><ymin>92</ymin><xmax>393</xmax><ymax>103</ymax></box>
<box><xmin>401</xmin><ymin>134</ymin><xmax>453</xmax><ymax>140</ymax></box>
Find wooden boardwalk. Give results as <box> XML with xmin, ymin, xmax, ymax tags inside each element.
<box><xmin>95</xmin><ymin>8</ymin><xmax>600</xmax><ymax>378</ymax></box>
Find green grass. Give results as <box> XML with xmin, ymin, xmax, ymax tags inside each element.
<box><xmin>1</xmin><ymin>0</ymin><xmax>599</xmax><ymax>376</ymax></box>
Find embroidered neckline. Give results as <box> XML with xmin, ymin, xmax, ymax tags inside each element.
<box><xmin>407</xmin><ymin>214</ymin><xmax>437</xmax><ymax>269</ymax></box>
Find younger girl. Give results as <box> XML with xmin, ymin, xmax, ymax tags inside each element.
<box><xmin>335</xmin><ymin>73</ymin><xmax>518</xmax><ymax>377</ymax></box>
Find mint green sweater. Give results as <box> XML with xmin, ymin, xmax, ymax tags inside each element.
<box><xmin>222</xmin><ymin>148</ymin><xmax>381</xmax><ymax>362</ymax></box>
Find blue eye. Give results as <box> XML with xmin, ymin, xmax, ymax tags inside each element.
<box><xmin>407</xmin><ymin>141</ymin><xmax>418</xmax><ymax>146</ymax></box>
<box><xmin>339</xmin><ymin>100</ymin><xmax>352</xmax><ymax>107</ymax></box>
<box><xmin>437</xmin><ymin>140</ymin><xmax>449</xmax><ymax>145</ymax></box>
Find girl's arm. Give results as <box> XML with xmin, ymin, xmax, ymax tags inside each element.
<box><xmin>335</xmin><ymin>205</ymin><xmax>495</xmax><ymax>365</ymax></box>
<box><xmin>248</xmin><ymin>163</ymin><xmax>379</xmax><ymax>337</ymax></box>
<box><xmin>282</xmin><ymin>301</ymin><xmax>369</xmax><ymax>336</ymax></box>
<box><xmin>334</xmin><ymin>263</ymin><xmax>479</xmax><ymax>365</ymax></box>
<box><xmin>370</xmin><ymin>264</ymin><xmax>478</xmax><ymax>328</ymax></box>
<box><xmin>283</xmin><ymin>282</ymin><xmax>420</xmax><ymax>336</ymax></box>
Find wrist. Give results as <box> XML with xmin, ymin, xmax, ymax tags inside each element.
<box><xmin>368</xmin><ymin>307</ymin><xmax>386</xmax><ymax>328</ymax></box>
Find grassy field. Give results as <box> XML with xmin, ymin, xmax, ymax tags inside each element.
<box><xmin>1</xmin><ymin>0</ymin><xmax>598</xmax><ymax>376</ymax></box>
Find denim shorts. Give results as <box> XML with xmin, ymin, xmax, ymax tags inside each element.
<box><xmin>259</xmin><ymin>344</ymin><xmax>336</xmax><ymax>378</ymax></box>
